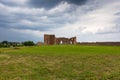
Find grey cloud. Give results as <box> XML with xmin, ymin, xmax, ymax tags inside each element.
<box><xmin>115</xmin><ymin>12</ymin><xmax>120</xmax><ymax>16</ymax></box>
<box><xmin>28</xmin><ymin>0</ymin><xmax>87</xmax><ymax>9</ymax></box>
<box><xmin>0</xmin><ymin>14</ymin><xmax>63</xmax><ymax>31</ymax></box>
<box><xmin>96</xmin><ymin>25</ymin><xmax>120</xmax><ymax>34</ymax></box>
<box><xmin>0</xmin><ymin>3</ymin><xmax>71</xmax><ymax>31</ymax></box>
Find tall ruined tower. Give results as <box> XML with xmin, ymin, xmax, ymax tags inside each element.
<box><xmin>44</xmin><ymin>34</ymin><xmax>55</xmax><ymax>45</ymax></box>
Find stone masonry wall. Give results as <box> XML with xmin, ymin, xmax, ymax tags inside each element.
<box><xmin>44</xmin><ymin>34</ymin><xmax>76</xmax><ymax>45</ymax></box>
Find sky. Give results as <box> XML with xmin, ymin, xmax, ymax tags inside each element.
<box><xmin>0</xmin><ymin>0</ymin><xmax>120</xmax><ymax>42</ymax></box>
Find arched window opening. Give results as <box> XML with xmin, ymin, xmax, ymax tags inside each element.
<box><xmin>60</xmin><ymin>41</ymin><xmax>63</xmax><ymax>44</ymax></box>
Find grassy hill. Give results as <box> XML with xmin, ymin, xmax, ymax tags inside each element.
<box><xmin>0</xmin><ymin>45</ymin><xmax>120</xmax><ymax>80</ymax></box>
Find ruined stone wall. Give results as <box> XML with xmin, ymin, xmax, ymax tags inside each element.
<box><xmin>55</xmin><ymin>38</ymin><xmax>70</xmax><ymax>44</ymax></box>
<box><xmin>44</xmin><ymin>34</ymin><xmax>77</xmax><ymax>45</ymax></box>
<box><xmin>70</xmin><ymin>37</ymin><xmax>76</xmax><ymax>44</ymax></box>
<box><xmin>55</xmin><ymin>37</ymin><xmax>76</xmax><ymax>45</ymax></box>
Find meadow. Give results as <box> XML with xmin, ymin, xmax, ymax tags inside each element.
<box><xmin>0</xmin><ymin>45</ymin><xmax>120</xmax><ymax>80</ymax></box>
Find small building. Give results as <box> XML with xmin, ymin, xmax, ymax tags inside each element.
<box><xmin>37</xmin><ymin>42</ymin><xmax>43</xmax><ymax>46</ymax></box>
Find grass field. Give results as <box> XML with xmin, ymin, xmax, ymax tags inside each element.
<box><xmin>0</xmin><ymin>45</ymin><xmax>120</xmax><ymax>80</ymax></box>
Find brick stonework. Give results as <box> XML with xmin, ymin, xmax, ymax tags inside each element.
<box><xmin>44</xmin><ymin>34</ymin><xmax>55</xmax><ymax>45</ymax></box>
<box><xmin>44</xmin><ymin>34</ymin><xmax>76</xmax><ymax>45</ymax></box>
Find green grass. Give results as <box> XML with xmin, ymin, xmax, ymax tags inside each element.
<box><xmin>0</xmin><ymin>45</ymin><xmax>120</xmax><ymax>80</ymax></box>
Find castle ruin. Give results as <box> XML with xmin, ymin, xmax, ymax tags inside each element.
<box><xmin>44</xmin><ymin>34</ymin><xmax>76</xmax><ymax>45</ymax></box>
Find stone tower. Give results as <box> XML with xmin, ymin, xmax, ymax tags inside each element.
<box><xmin>44</xmin><ymin>34</ymin><xmax>55</xmax><ymax>45</ymax></box>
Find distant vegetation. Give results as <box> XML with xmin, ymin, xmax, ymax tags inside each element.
<box><xmin>23</xmin><ymin>41</ymin><xmax>35</xmax><ymax>46</ymax></box>
<box><xmin>0</xmin><ymin>41</ymin><xmax>35</xmax><ymax>48</ymax></box>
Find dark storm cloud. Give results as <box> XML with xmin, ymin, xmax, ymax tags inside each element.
<box><xmin>0</xmin><ymin>15</ymin><xmax>17</xmax><ymax>24</ymax></box>
<box><xmin>65</xmin><ymin>0</ymin><xmax>87</xmax><ymax>5</ymax></box>
<box><xmin>0</xmin><ymin>14</ymin><xmax>21</xmax><ymax>29</ymax></box>
<box><xmin>28</xmin><ymin>0</ymin><xmax>87</xmax><ymax>9</ymax></box>
<box><xmin>0</xmin><ymin>14</ymin><xmax>61</xmax><ymax>31</ymax></box>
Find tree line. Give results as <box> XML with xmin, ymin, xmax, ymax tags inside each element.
<box><xmin>0</xmin><ymin>41</ymin><xmax>35</xmax><ymax>48</ymax></box>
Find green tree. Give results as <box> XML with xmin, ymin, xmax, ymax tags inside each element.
<box><xmin>23</xmin><ymin>41</ymin><xmax>35</xmax><ymax>46</ymax></box>
<box><xmin>1</xmin><ymin>41</ymin><xmax>9</xmax><ymax>47</ymax></box>
<box><xmin>0</xmin><ymin>42</ymin><xmax>1</xmax><ymax>48</ymax></box>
